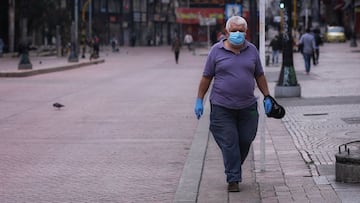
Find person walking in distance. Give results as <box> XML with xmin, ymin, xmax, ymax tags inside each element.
<box><xmin>312</xmin><ymin>28</ymin><xmax>323</xmax><ymax>65</ymax></box>
<box><xmin>172</xmin><ymin>36</ymin><xmax>181</xmax><ymax>64</ymax></box>
<box><xmin>184</xmin><ymin>33</ymin><xmax>193</xmax><ymax>51</ymax></box>
<box><xmin>269</xmin><ymin>34</ymin><xmax>282</xmax><ymax>65</ymax></box>
<box><xmin>90</xmin><ymin>35</ymin><xmax>100</xmax><ymax>60</ymax></box>
<box><xmin>194</xmin><ymin>16</ymin><xmax>279</xmax><ymax>192</ymax></box>
<box><xmin>298</xmin><ymin>28</ymin><xmax>316</xmax><ymax>75</ymax></box>
<box><xmin>0</xmin><ymin>37</ymin><xmax>4</xmax><ymax>57</ymax></box>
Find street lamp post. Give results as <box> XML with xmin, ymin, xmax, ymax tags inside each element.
<box><xmin>274</xmin><ymin>0</ymin><xmax>301</xmax><ymax>98</ymax></box>
<box><xmin>8</xmin><ymin>0</ymin><xmax>15</xmax><ymax>53</ymax></box>
<box><xmin>350</xmin><ymin>0</ymin><xmax>358</xmax><ymax>47</ymax></box>
<box><xmin>68</xmin><ymin>0</ymin><xmax>79</xmax><ymax>62</ymax></box>
<box><xmin>18</xmin><ymin>37</ymin><xmax>33</xmax><ymax>70</ymax></box>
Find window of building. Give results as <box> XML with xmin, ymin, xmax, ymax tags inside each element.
<box><xmin>140</xmin><ymin>1</ymin><xmax>147</xmax><ymax>12</ymax></box>
<box><xmin>133</xmin><ymin>0</ymin><xmax>141</xmax><ymax>12</ymax></box>
<box><xmin>108</xmin><ymin>0</ymin><xmax>120</xmax><ymax>13</ymax></box>
<box><xmin>123</xmin><ymin>0</ymin><xmax>130</xmax><ymax>13</ymax></box>
<box><xmin>100</xmin><ymin>0</ymin><xmax>107</xmax><ymax>12</ymax></box>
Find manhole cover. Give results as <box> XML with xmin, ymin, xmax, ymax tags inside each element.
<box><xmin>342</xmin><ymin>117</ymin><xmax>360</xmax><ymax>124</ymax></box>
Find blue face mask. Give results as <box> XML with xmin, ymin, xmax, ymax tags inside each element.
<box><xmin>228</xmin><ymin>31</ymin><xmax>245</xmax><ymax>45</ymax></box>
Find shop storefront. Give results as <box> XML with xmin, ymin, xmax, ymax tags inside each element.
<box><xmin>175</xmin><ymin>7</ymin><xmax>224</xmax><ymax>44</ymax></box>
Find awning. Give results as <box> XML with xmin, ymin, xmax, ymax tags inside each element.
<box><xmin>175</xmin><ymin>8</ymin><xmax>224</xmax><ymax>24</ymax></box>
<box><xmin>334</xmin><ymin>0</ymin><xmax>360</xmax><ymax>10</ymax></box>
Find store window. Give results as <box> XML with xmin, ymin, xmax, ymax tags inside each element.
<box><xmin>123</xmin><ymin>0</ymin><xmax>130</xmax><ymax>13</ymax></box>
<box><xmin>140</xmin><ymin>1</ymin><xmax>147</xmax><ymax>12</ymax></box>
<box><xmin>133</xmin><ymin>0</ymin><xmax>141</xmax><ymax>11</ymax></box>
<box><xmin>100</xmin><ymin>0</ymin><xmax>106</xmax><ymax>12</ymax></box>
<box><xmin>108</xmin><ymin>0</ymin><xmax>120</xmax><ymax>13</ymax></box>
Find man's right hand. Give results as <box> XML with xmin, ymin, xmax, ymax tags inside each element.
<box><xmin>194</xmin><ymin>98</ymin><xmax>203</xmax><ymax>120</ymax></box>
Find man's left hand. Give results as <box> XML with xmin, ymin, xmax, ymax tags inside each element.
<box><xmin>263</xmin><ymin>96</ymin><xmax>273</xmax><ymax>114</ymax></box>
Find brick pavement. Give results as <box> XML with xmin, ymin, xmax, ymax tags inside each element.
<box><xmin>0</xmin><ymin>46</ymin><xmax>204</xmax><ymax>203</ymax></box>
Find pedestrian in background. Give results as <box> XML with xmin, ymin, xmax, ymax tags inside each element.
<box><xmin>172</xmin><ymin>36</ymin><xmax>181</xmax><ymax>64</ymax></box>
<box><xmin>312</xmin><ymin>28</ymin><xmax>323</xmax><ymax>65</ymax></box>
<box><xmin>0</xmin><ymin>37</ymin><xmax>4</xmax><ymax>57</ymax></box>
<box><xmin>90</xmin><ymin>35</ymin><xmax>100</xmax><ymax>60</ymax></box>
<box><xmin>111</xmin><ymin>36</ymin><xmax>119</xmax><ymax>52</ymax></box>
<box><xmin>155</xmin><ymin>33</ymin><xmax>161</xmax><ymax>46</ymax></box>
<box><xmin>269</xmin><ymin>34</ymin><xmax>282</xmax><ymax>65</ymax></box>
<box><xmin>130</xmin><ymin>32</ymin><xmax>136</xmax><ymax>47</ymax></box>
<box><xmin>194</xmin><ymin>16</ymin><xmax>278</xmax><ymax>192</ymax></box>
<box><xmin>184</xmin><ymin>33</ymin><xmax>193</xmax><ymax>51</ymax></box>
<box><xmin>298</xmin><ymin>28</ymin><xmax>316</xmax><ymax>75</ymax></box>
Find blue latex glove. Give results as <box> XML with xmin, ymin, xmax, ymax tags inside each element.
<box><xmin>263</xmin><ymin>96</ymin><xmax>273</xmax><ymax>114</ymax></box>
<box><xmin>194</xmin><ymin>98</ymin><xmax>203</xmax><ymax>119</ymax></box>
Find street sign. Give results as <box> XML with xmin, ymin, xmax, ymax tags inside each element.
<box><xmin>199</xmin><ymin>17</ymin><xmax>216</xmax><ymax>26</ymax></box>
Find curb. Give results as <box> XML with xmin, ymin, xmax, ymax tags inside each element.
<box><xmin>0</xmin><ymin>59</ymin><xmax>105</xmax><ymax>77</ymax></box>
<box><xmin>174</xmin><ymin>99</ymin><xmax>210</xmax><ymax>203</ymax></box>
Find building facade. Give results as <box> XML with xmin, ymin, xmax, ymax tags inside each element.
<box><xmin>0</xmin><ymin>0</ymin><xmax>358</xmax><ymax>53</ymax></box>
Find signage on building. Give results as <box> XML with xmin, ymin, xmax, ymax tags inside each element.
<box><xmin>225</xmin><ymin>4</ymin><xmax>242</xmax><ymax>19</ymax></box>
<box><xmin>191</xmin><ymin>0</ymin><xmax>225</xmax><ymax>4</ymax></box>
<box><xmin>175</xmin><ymin>8</ymin><xmax>224</xmax><ymax>24</ymax></box>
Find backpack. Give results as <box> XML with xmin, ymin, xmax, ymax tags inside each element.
<box><xmin>315</xmin><ymin>34</ymin><xmax>323</xmax><ymax>46</ymax></box>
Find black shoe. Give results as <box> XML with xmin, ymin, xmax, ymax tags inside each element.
<box><xmin>228</xmin><ymin>182</ymin><xmax>240</xmax><ymax>192</ymax></box>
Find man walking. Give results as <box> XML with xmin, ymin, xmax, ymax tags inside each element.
<box><xmin>172</xmin><ymin>36</ymin><xmax>181</xmax><ymax>64</ymax></box>
<box><xmin>299</xmin><ymin>28</ymin><xmax>316</xmax><ymax>75</ymax></box>
<box><xmin>312</xmin><ymin>28</ymin><xmax>323</xmax><ymax>65</ymax></box>
<box><xmin>269</xmin><ymin>34</ymin><xmax>282</xmax><ymax>65</ymax></box>
<box><xmin>194</xmin><ymin>16</ymin><xmax>276</xmax><ymax>192</ymax></box>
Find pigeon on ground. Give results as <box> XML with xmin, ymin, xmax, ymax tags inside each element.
<box><xmin>53</xmin><ymin>103</ymin><xmax>65</xmax><ymax>109</ymax></box>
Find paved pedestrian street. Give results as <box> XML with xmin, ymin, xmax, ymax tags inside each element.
<box><xmin>1</xmin><ymin>42</ymin><xmax>360</xmax><ymax>203</ymax></box>
<box><xmin>263</xmin><ymin>42</ymin><xmax>360</xmax><ymax>203</ymax></box>
<box><xmin>285</xmin><ymin>103</ymin><xmax>360</xmax><ymax>165</ymax></box>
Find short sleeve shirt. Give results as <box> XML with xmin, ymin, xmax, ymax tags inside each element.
<box><xmin>299</xmin><ymin>33</ymin><xmax>316</xmax><ymax>54</ymax></box>
<box><xmin>203</xmin><ymin>39</ymin><xmax>264</xmax><ymax>109</ymax></box>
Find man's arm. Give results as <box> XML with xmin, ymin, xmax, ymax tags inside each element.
<box><xmin>197</xmin><ymin>76</ymin><xmax>212</xmax><ymax>99</ymax></box>
<box><xmin>255</xmin><ymin>74</ymin><xmax>270</xmax><ymax>97</ymax></box>
<box><xmin>194</xmin><ymin>76</ymin><xmax>212</xmax><ymax>119</ymax></box>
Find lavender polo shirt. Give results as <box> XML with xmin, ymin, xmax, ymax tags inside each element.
<box><xmin>203</xmin><ymin>39</ymin><xmax>264</xmax><ymax>109</ymax></box>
